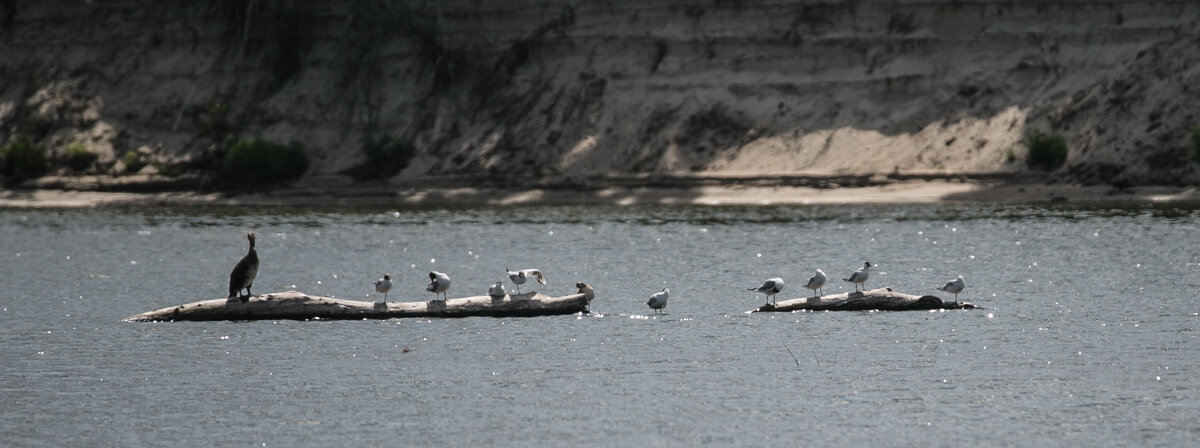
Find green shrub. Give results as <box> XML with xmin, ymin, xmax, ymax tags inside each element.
<box><xmin>65</xmin><ymin>141</ymin><xmax>97</xmax><ymax>172</ymax></box>
<box><xmin>1</xmin><ymin>136</ymin><xmax>47</xmax><ymax>180</ymax></box>
<box><xmin>1190</xmin><ymin>124</ymin><xmax>1200</xmax><ymax>163</ymax></box>
<box><xmin>122</xmin><ymin>150</ymin><xmax>145</xmax><ymax>173</ymax></box>
<box><xmin>151</xmin><ymin>162</ymin><xmax>186</xmax><ymax>177</ymax></box>
<box><xmin>1024</xmin><ymin>131</ymin><xmax>1069</xmax><ymax>171</ymax></box>
<box><xmin>223</xmin><ymin>138</ymin><xmax>309</xmax><ymax>185</ymax></box>
<box><xmin>341</xmin><ymin>136</ymin><xmax>416</xmax><ymax>182</ymax></box>
<box><xmin>198</xmin><ymin>98</ymin><xmax>231</xmax><ymax>140</ymax></box>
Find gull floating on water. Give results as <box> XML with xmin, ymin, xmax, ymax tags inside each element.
<box><xmin>426</xmin><ymin>271</ymin><xmax>451</xmax><ymax>301</ymax></box>
<box><xmin>374</xmin><ymin>274</ymin><xmax>393</xmax><ymax>301</ymax></box>
<box><xmin>506</xmin><ymin>268</ymin><xmax>546</xmax><ymax>294</ymax></box>
<box><xmin>843</xmin><ymin>262</ymin><xmax>871</xmax><ymax>292</ymax></box>
<box><xmin>750</xmin><ymin>278</ymin><xmax>785</xmax><ymax>304</ymax></box>
<box><xmin>488</xmin><ymin>281</ymin><xmax>507</xmax><ymax>300</ymax></box>
<box><xmin>647</xmin><ymin>288</ymin><xmax>669</xmax><ymax>314</ymax></box>
<box><xmin>228</xmin><ymin>233</ymin><xmax>259</xmax><ymax>303</ymax></box>
<box><xmin>937</xmin><ymin>275</ymin><xmax>966</xmax><ymax>300</ymax></box>
<box><xmin>804</xmin><ymin>269</ymin><xmax>827</xmax><ymax>298</ymax></box>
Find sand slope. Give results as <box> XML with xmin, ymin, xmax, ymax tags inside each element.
<box><xmin>0</xmin><ymin>1</ymin><xmax>1197</xmax><ymax>187</ymax></box>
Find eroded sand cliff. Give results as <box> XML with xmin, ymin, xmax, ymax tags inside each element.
<box><xmin>1</xmin><ymin>1</ymin><xmax>1198</xmax><ymax>187</ymax></box>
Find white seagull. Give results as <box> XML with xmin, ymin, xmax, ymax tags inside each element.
<box><xmin>937</xmin><ymin>275</ymin><xmax>966</xmax><ymax>300</ymax></box>
<box><xmin>750</xmin><ymin>277</ymin><xmax>785</xmax><ymax>304</ymax></box>
<box><xmin>804</xmin><ymin>269</ymin><xmax>827</xmax><ymax>298</ymax></box>
<box><xmin>647</xmin><ymin>288</ymin><xmax>669</xmax><ymax>314</ymax></box>
<box><xmin>843</xmin><ymin>262</ymin><xmax>871</xmax><ymax>292</ymax></box>
<box><xmin>506</xmin><ymin>268</ymin><xmax>547</xmax><ymax>294</ymax></box>
<box><xmin>374</xmin><ymin>274</ymin><xmax>393</xmax><ymax>301</ymax></box>
<box><xmin>426</xmin><ymin>271</ymin><xmax>451</xmax><ymax>301</ymax></box>
<box><xmin>488</xmin><ymin>281</ymin><xmax>507</xmax><ymax>300</ymax></box>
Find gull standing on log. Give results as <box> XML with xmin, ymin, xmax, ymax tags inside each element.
<box><xmin>374</xmin><ymin>274</ymin><xmax>393</xmax><ymax>301</ymax></box>
<box><xmin>506</xmin><ymin>268</ymin><xmax>546</xmax><ymax>294</ymax></box>
<box><xmin>843</xmin><ymin>262</ymin><xmax>871</xmax><ymax>292</ymax></box>
<box><xmin>804</xmin><ymin>269</ymin><xmax>827</xmax><ymax>298</ymax></box>
<box><xmin>937</xmin><ymin>275</ymin><xmax>966</xmax><ymax>300</ymax></box>
<box><xmin>750</xmin><ymin>278</ymin><xmax>785</xmax><ymax>304</ymax></box>
<box><xmin>577</xmin><ymin>282</ymin><xmax>595</xmax><ymax>312</ymax></box>
<box><xmin>576</xmin><ymin>282</ymin><xmax>595</xmax><ymax>303</ymax></box>
<box><xmin>647</xmin><ymin>288</ymin><xmax>669</xmax><ymax>314</ymax></box>
<box><xmin>488</xmin><ymin>281</ymin><xmax>507</xmax><ymax>300</ymax></box>
<box><xmin>227</xmin><ymin>233</ymin><xmax>259</xmax><ymax>303</ymax></box>
<box><xmin>426</xmin><ymin>271</ymin><xmax>451</xmax><ymax>301</ymax></box>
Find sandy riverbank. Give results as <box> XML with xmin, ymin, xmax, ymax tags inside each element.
<box><xmin>3</xmin><ymin>178</ymin><xmax>1198</xmax><ymax>208</ymax></box>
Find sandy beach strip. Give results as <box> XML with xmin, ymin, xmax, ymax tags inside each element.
<box><xmin>3</xmin><ymin>178</ymin><xmax>1198</xmax><ymax>208</ymax></box>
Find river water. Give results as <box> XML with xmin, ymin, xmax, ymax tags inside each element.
<box><xmin>1</xmin><ymin>203</ymin><xmax>1198</xmax><ymax>447</ymax></box>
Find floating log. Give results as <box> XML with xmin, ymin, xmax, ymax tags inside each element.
<box><xmin>124</xmin><ymin>290</ymin><xmax>589</xmax><ymax>322</ymax></box>
<box><xmin>749</xmin><ymin>287</ymin><xmax>974</xmax><ymax>313</ymax></box>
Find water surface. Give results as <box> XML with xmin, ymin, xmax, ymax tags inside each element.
<box><xmin>2</xmin><ymin>203</ymin><xmax>1198</xmax><ymax>446</ymax></box>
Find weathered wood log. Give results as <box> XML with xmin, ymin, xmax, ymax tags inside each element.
<box><xmin>749</xmin><ymin>287</ymin><xmax>975</xmax><ymax>313</ymax></box>
<box><xmin>124</xmin><ymin>290</ymin><xmax>589</xmax><ymax>322</ymax></box>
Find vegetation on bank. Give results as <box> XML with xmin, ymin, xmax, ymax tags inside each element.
<box><xmin>341</xmin><ymin>136</ymin><xmax>416</xmax><ymax>182</ymax></box>
<box><xmin>220</xmin><ymin>137</ymin><xmax>309</xmax><ymax>186</ymax></box>
<box><xmin>0</xmin><ymin>135</ymin><xmax>47</xmax><ymax>182</ymax></box>
<box><xmin>1191</xmin><ymin>123</ymin><xmax>1200</xmax><ymax>163</ymax></box>
<box><xmin>183</xmin><ymin>96</ymin><xmax>311</xmax><ymax>188</ymax></box>
<box><xmin>1024</xmin><ymin>131</ymin><xmax>1069</xmax><ymax>171</ymax></box>
<box><xmin>65</xmin><ymin>141</ymin><xmax>97</xmax><ymax>172</ymax></box>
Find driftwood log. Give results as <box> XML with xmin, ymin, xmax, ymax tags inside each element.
<box><xmin>749</xmin><ymin>287</ymin><xmax>975</xmax><ymax>313</ymax></box>
<box><xmin>125</xmin><ymin>290</ymin><xmax>589</xmax><ymax>322</ymax></box>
